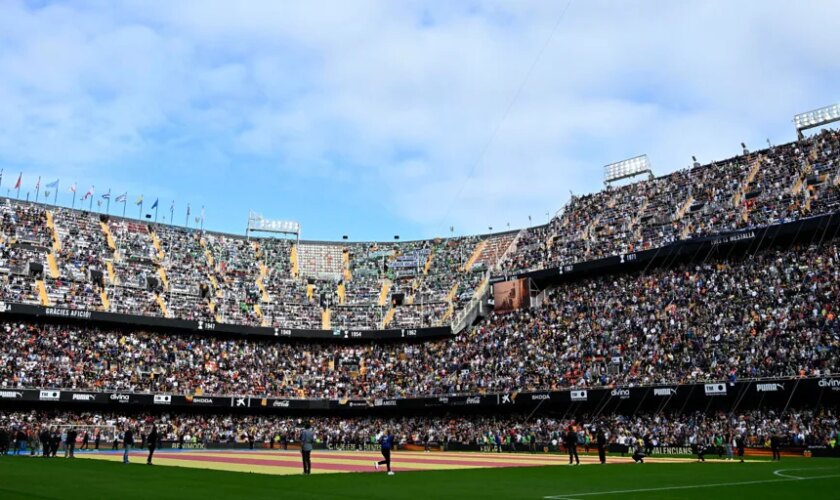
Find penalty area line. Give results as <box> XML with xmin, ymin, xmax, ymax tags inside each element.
<box><xmin>542</xmin><ymin>472</ymin><xmax>840</xmax><ymax>499</ymax></box>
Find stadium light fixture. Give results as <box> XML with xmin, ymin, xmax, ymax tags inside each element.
<box><xmin>794</xmin><ymin>103</ymin><xmax>840</xmax><ymax>136</ymax></box>
<box><xmin>604</xmin><ymin>154</ymin><xmax>653</xmax><ymax>186</ymax></box>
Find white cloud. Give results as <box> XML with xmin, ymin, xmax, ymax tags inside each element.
<box><xmin>0</xmin><ymin>0</ymin><xmax>839</xmax><ymax>237</ymax></box>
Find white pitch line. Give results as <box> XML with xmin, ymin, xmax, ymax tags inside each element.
<box><xmin>542</xmin><ymin>471</ymin><xmax>840</xmax><ymax>499</ymax></box>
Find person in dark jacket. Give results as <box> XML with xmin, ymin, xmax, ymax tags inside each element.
<box><xmin>94</xmin><ymin>431</ymin><xmax>100</xmax><ymax>450</ymax></box>
<box><xmin>300</xmin><ymin>422</ymin><xmax>315</xmax><ymax>475</ymax></box>
<box><xmin>736</xmin><ymin>434</ymin><xmax>746</xmax><ymax>463</ymax></box>
<box><xmin>123</xmin><ymin>427</ymin><xmax>134</xmax><ymax>464</ymax></box>
<box><xmin>564</xmin><ymin>427</ymin><xmax>580</xmax><ymax>465</ymax></box>
<box><xmin>81</xmin><ymin>431</ymin><xmax>90</xmax><ymax>450</ymax></box>
<box><xmin>66</xmin><ymin>428</ymin><xmax>77</xmax><ymax>458</ymax></box>
<box><xmin>146</xmin><ymin>425</ymin><xmax>158</xmax><ymax>465</ymax></box>
<box><xmin>770</xmin><ymin>433</ymin><xmax>781</xmax><ymax>461</ymax></box>
<box><xmin>39</xmin><ymin>428</ymin><xmax>51</xmax><ymax>458</ymax></box>
<box><xmin>374</xmin><ymin>430</ymin><xmax>395</xmax><ymax>475</ymax></box>
<box><xmin>596</xmin><ymin>428</ymin><xmax>607</xmax><ymax>464</ymax></box>
<box><xmin>50</xmin><ymin>429</ymin><xmax>60</xmax><ymax>457</ymax></box>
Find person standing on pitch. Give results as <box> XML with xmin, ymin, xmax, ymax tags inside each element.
<box><xmin>147</xmin><ymin>425</ymin><xmax>158</xmax><ymax>465</ymax></box>
<box><xmin>374</xmin><ymin>429</ymin><xmax>395</xmax><ymax>475</ymax></box>
<box><xmin>300</xmin><ymin>422</ymin><xmax>315</xmax><ymax>475</ymax></box>
<box><xmin>770</xmin><ymin>431</ymin><xmax>781</xmax><ymax>461</ymax></box>
<box><xmin>123</xmin><ymin>426</ymin><xmax>134</xmax><ymax>464</ymax></box>
<box><xmin>736</xmin><ymin>433</ymin><xmax>746</xmax><ymax>463</ymax></box>
<box><xmin>564</xmin><ymin>426</ymin><xmax>579</xmax><ymax>465</ymax></box>
<box><xmin>596</xmin><ymin>428</ymin><xmax>607</xmax><ymax>464</ymax></box>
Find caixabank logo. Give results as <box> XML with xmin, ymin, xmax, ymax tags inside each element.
<box><xmin>500</xmin><ymin>392</ymin><xmax>518</xmax><ymax>405</ymax></box>
<box><xmin>704</xmin><ymin>383</ymin><xmax>727</xmax><ymax>396</ymax></box>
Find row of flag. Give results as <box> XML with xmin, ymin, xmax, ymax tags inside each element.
<box><xmin>2</xmin><ymin>171</ymin><xmax>206</xmax><ymax>228</ymax></box>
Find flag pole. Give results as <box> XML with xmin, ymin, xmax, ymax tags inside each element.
<box><xmin>89</xmin><ymin>188</ymin><xmax>94</xmax><ymax>211</ymax></box>
<box><xmin>53</xmin><ymin>188</ymin><xmax>58</xmax><ymax>206</ymax></box>
<box><xmin>122</xmin><ymin>197</ymin><xmax>127</xmax><ymax>217</ymax></box>
<box><xmin>35</xmin><ymin>177</ymin><xmax>41</xmax><ymax>203</ymax></box>
<box><xmin>72</xmin><ymin>190</ymin><xmax>76</xmax><ymax>209</ymax></box>
<box><xmin>106</xmin><ymin>190</ymin><xmax>111</xmax><ymax>214</ymax></box>
<box><xmin>138</xmin><ymin>200</ymin><xmax>143</xmax><ymax>220</ymax></box>
<box><xmin>155</xmin><ymin>204</ymin><xmax>159</xmax><ymax>223</ymax></box>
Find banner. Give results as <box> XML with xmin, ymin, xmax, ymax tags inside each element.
<box><xmin>3</xmin><ymin>377</ymin><xmax>837</xmax><ymax>414</ymax></box>
<box><xmin>0</xmin><ymin>301</ymin><xmax>451</xmax><ymax>341</ymax></box>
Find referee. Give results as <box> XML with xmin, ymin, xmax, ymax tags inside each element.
<box><xmin>374</xmin><ymin>429</ymin><xmax>395</xmax><ymax>475</ymax></box>
<box><xmin>300</xmin><ymin>422</ymin><xmax>315</xmax><ymax>475</ymax></box>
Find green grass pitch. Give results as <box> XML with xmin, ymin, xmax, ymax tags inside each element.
<box><xmin>0</xmin><ymin>455</ymin><xmax>837</xmax><ymax>499</ymax></box>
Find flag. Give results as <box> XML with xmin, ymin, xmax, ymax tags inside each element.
<box><xmin>46</xmin><ymin>179</ymin><xmax>59</xmax><ymax>189</ymax></box>
<box><xmin>115</xmin><ymin>193</ymin><xmax>127</xmax><ymax>203</ymax></box>
<box><xmin>102</xmin><ymin>192</ymin><xmax>111</xmax><ymax>200</ymax></box>
<box><xmin>14</xmin><ymin>173</ymin><xmax>21</xmax><ymax>190</ymax></box>
<box><xmin>135</xmin><ymin>195</ymin><xmax>144</xmax><ymax>205</ymax></box>
<box><xmin>82</xmin><ymin>186</ymin><xmax>94</xmax><ymax>200</ymax></box>
<box><xmin>69</xmin><ymin>183</ymin><xmax>77</xmax><ymax>193</ymax></box>
<box><xmin>151</xmin><ymin>198</ymin><xmax>159</xmax><ymax>209</ymax></box>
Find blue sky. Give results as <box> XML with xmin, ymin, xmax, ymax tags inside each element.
<box><xmin>1</xmin><ymin>1</ymin><xmax>839</xmax><ymax>241</ymax></box>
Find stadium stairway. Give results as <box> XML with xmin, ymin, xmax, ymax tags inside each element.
<box><xmin>46</xmin><ymin>253</ymin><xmax>60</xmax><ymax>279</ymax></box>
<box><xmin>423</xmin><ymin>250</ymin><xmax>434</xmax><ymax>275</ymax></box>
<box><xmin>336</xmin><ymin>282</ymin><xmax>346</xmax><ymax>304</ymax></box>
<box><xmin>36</xmin><ymin>280</ymin><xmax>50</xmax><ymax>306</ymax></box>
<box><xmin>155</xmin><ymin>294</ymin><xmax>169</xmax><ymax>317</ymax></box>
<box><xmin>378</xmin><ymin>279</ymin><xmax>392</xmax><ymax>306</ymax></box>
<box><xmin>322</xmin><ymin>308</ymin><xmax>331</xmax><ymax>329</ymax></box>
<box><xmin>675</xmin><ymin>196</ymin><xmax>693</xmax><ymax>220</ymax></box>
<box><xmin>105</xmin><ymin>261</ymin><xmax>118</xmax><ymax>285</ymax></box>
<box><xmin>440</xmin><ymin>304</ymin><xmax>454</xmax><ymax>325</ymax></box>
<box><xmin>100</xmin><ymin>221</ymin><xmax>117</xmax><ymax>251</ymax></box>
<box><xmin>445</xmin><ymin>282</ymin><xmax>459</xmax><ymax>303</ymax></box>
<box><xmin>150</xmin><ymin>230</ymin><xmax>165</xmax><ymax>260</ymax></box>
<box><xmin>462</xmin><ymin>240</ymin><xmax>486</xmax><ymax>271</ymax></box>
<box><xmin>290</xmin><ymin>244</ymin><xmax>299</xmax><ymax>277</ymax></box>
<box><xmin>157</xmin><ymin>268</ymin><xmax>169</xmax><ymax>291</ymax></box>
<box><xmin>256</xmin><ymin>277</ymin><xmax>270</xmax><ymax>302</ymax></box>
<box><xmin>383</xmin><ymin>307</ymin><xmax>396</xmax><ymax>327</ymax></box>
<box><xmin>45</xmin><ymin>210</ymin><xmax>62</xmax><ymax>252</ymax></box>
<box><xmin>253</xmin><ymin>303</ymin><xmax>266</xmax><ymax>326</ymax></box>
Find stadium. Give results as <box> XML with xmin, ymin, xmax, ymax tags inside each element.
<box><xmin>1</xmin><ymin>2</ymin><xmax>839</xmax><ymax>500</ymax></box>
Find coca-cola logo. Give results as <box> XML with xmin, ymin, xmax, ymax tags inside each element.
<box><xmin>465</xmin><ymin>396</ymin><xmax>481</xmax><ymax>405</ymax></box>
<box><xmin>272</xmin><ymin>400</ymin><xmax>291</xmax><ymax>408</ymax></box>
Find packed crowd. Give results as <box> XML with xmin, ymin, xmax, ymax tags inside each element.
<box><xmin>1</xmin><ymin>409</ymin><xmax>837</xmax><ymax>451</ymax></box>
<box><xmin>1</xmin><ymin>130</ymin><xmax>837</xmax><ymax>330</ymax></box>
<box><xmin>0</xmin><ymin>236</ymin><xmax>837</xmax><ymax>398</ymax></box>
<box><xmin>502</xmin><ymin>128</ymin><xmax>840</xmax><ymax>273</ymax></box>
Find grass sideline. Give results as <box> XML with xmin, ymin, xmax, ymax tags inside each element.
<box><xmin>0</xmin><ymin>455</ymin><xmax>838</xmax><ymax>499</ymax></box>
